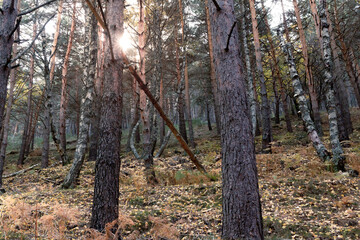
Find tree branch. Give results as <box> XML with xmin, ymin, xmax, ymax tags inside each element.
<box><xmin>10</xmin><ymin>14</ymin><xmax>55</xmax><ymax>65</ymax></box>
<box><xmin>18</xmin><ymin>0</ymin><xmax>57</xmax><ymax>16</ymax></box>
<box><xmin>211</xmin><ymin>0</ymin><xmax>222</xmax><ymax>11</ymax></box>
<box><xmin>8</xmin><ymin>17</ymin><xmax>22</xmax><ymax>40</ymax></box>
<box><xmin>225</xmin><ymin>21</ymin><xmax>237</xmax><ymax>52</ymax></box>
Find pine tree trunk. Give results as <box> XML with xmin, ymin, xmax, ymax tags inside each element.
<box><xmin>59</xmin><ymin>2</ymin><xmax>76</xmax><ymax>157</ymax></box>
<box><xmin>326</xmin><ymin>6</ymin><xmax>352</xmax><ymax>140</ymax></box>
<box><xmin>179</xmin><ymin>0</ymin><xmax>195</xmax><ymax>148</ymax></box>
<box><xmin>249</xmin><ymin>0</ymin><xmax>272</xmax><ymax>152</ymax></box>
<box><xmin>318</xmin><ymin>0</ymin><xmax>345</xmax><ymax>171</ymax></box>
<box><xmin>138</xmin><ymin>0</ymin><xmax>157</xmax><ymax>185</ymax></box>
<box><xmin>241</xmin><ymin>0</ymin><xmax>257</xmax><ymax>136</ymax></box>
<box><xmin>62</xmin><ymin>3</ymin><xmax>97</xmax><ymax>189</ymax></box>
<box><xmin>207</xmin><ymin>1</ymin><xmax>263</xmax><ymax>238</ymax></box>
<box><xmin>0</xmin><ymin>0</ymin><xmax>20</xmax><ymax>186</ymax></box>
<box><xmin>90</xmin><ymin>0</ymin><xmax>123</xmax><ymax>231</ymax></box>
<box><xmin>0</xmin><ymin>0</ymin><xmax>19</xmax><ymax>137</ymax></box>
<box><xmin>293</xmin><ymin>0</ymin><xmax>323</xmax><ymax>135</ymax></box>
<box><xmin>175</xmin><ymin>31</ymin><xmax>188</xmax><ymax>143</ymax></box>
<box><xmin>205</xmin><ymin>0</ymin><xmax>221</xmax><ymax>134</ymax></box>
<box><xmin>18</xmin><ymin>9</ymin><xmax>36</xmax><ymax>164</ymax></box>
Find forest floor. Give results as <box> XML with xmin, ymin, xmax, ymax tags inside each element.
<box><xmin>1</xmin><ymin>110</ymin><xmax>360</xmax><ymax>240</ymax></box>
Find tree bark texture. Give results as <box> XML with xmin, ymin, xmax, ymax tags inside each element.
<box><xmin>241</xmin><ymin>0</ymin><xmax>256</xmax><ymax>136</ymax></box>
<box><xmin>62</xmin><ymin>3</ymin><xmax>97</xmax><ymax>189</ymax></box>
<box><xmin>318</xmin><ymin>0</ymin><xmax>345</xmax><ymax>171</ymax></box>
<box><xmin>249</xmin><ymin>0</ymin><xmax>272</xmax><ymax>152</ymax></box>
<box><xmin>90</xmin><ymin>0</ymin><xmax>124</xmax><ymax>231</ymax></box>
<box><xmin>0</xmin><ymin>0</ymin><xmax>18</xmax><ymax>136</ymax></box>
<box><xmin>208</xmin><ymin>1</ymin><xmax>263</xmax><ymax>238</ymax></box>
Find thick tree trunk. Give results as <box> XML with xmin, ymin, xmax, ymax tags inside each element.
<box><xmin>249</xmin><ymin>0</ymin><xmax>272</xmax><ymax>152</ymax></box>
<box><xmin>241</xmin><ymin>0</ymin><xmax>256</xmax><ymax>136</ymax></box>
<box><xmin>293</xmin><ymin>0</ymin><xmax>323</xmax><ymax>135</ymax></box>
<box><xmin>0</xmin><ymin>4</ymin><xmax>20</xmax><ymax>186</ymax></box>
<box><xmin>205</xmin><ymin>0</ymin><xmax>221</xmax><ymax>134</ymax></box>
<box><xmin>284</xmin><ymin>43</ymin><xmax>330</xmax><ymax>161</ymax></box>
<box><xmin>208</xmin><ymin>1</ymin><xmax>263</xmax><ymax>238</ymax></box>
<box><xmin>138</xmin><ymin>0</ymin><xmax>157</xmax><ymax>185</ymax></box>
<box><xmin>90</xmin><ymin>0</ymin><xmax>123</xmax><ymax>231</ymax></box>
<box><xmin>262</xmin><ymin>0</ymin><xmax>292</xmax><ymax>132</ymax></box>
<box><xmin>62</xmin><ymin>3</ymin><xmax>97</xmax><ymax>189</ymax></box>
<box><xmin>179</xmin><ymin>0</ymin><xmax>195</xmax><ymax>148</ymax></box>
<box><xmin>59</xmin><ymin>2</ymin><xmax>76</xmax><ymax>157</ymax></box>
<box><xmin>318</xmin><ymin>0</ymin><xmax>345</xmax><ymax>171</ymax></box>
<box><xmin>0</xmin><ymin>0</ymin><xmax>18</xmax><ymax>136</ymax></box>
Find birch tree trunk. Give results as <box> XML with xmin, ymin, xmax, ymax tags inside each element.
<box><xmin>62</xmin><ymin>3</ymin><xmax>97</xmax><ymax>189</ymax></box>
<box><xmin>241</xmin><ymin>0</ymin><xmax>256</xmax><ymax>136</ymax></box>
<box><xmin>90</xmin><ymin>0</ymin><xmax>123</xmax><ymax>231</ymax></box>
<box><xmin>293</xmin><ymin>0</ymin><xmax>323</xmax><ymax>135</ymax></box>
<box><xmin>249</xmin><ymin>0</ymin><xmax>272</xmax><ymax>152</ymax></box>
<box><xmin>208</xmin><ymin>0</ymin><xmax>263</xmax><ymax>238</ymax></box>
<box><xmin>59</xmin><ymin>2</ymin><xmax>76</xmax><ymax>157</ymax></box>
<box><xmin>284</xmin><ymin>43</ymin><xmax>330</xmax><ymax>161</ymax></box>
<box><xmin>318</xmin><ymin>0</ymin><xmax>345</xmax><ymax>170</ymax></box>
<box><xmin>205</xmin><ymin>0</ymin><xmax>221</xmax><ymax>134</ymax></box>
<box><xmin>0</xmin><ymin>0</ymin><xmax>19</xmax><ymax>136</ymax></box>
<box><xmin>40</xmin><ymin>0</ymin><xmax>64</xmax><ymax>167</ymax></box>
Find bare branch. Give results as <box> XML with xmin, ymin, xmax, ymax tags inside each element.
<box><xmin>10</xmin><ymin>14</ymin><xmax>55</xmax><ymax>64</ymax></box>
<box><xmin>8</xmin><ymin>17</ymin><xmax>22</xmax><ymax>40</ymax></box>
<box><xmin>211</xmin><ymin>0</ymin><xmax>222</xmax><ymax>11</ymax></box>
<box><xmin>18</xmin><ymin>0</ymin><xmax>57</xmax><ymax>16</ymax></box>
<box><xmin>225</xmin><ymin>21</ymin><xmax>237</xmax><ymax>52</ymax></box>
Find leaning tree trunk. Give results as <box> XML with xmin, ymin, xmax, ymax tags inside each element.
<box><xmin>283</xmin><ymin>43</ymin><xmax>330</xmax><ymax>161</ymax></box>
<box><xmin>205</xmin><ymin>0</ymin><xmax>221</xmax><ymax>134</ymax></box>
<box><xmin>90</xmin><ymin>0</ymin><xmax>123</xmax><ymax>231</ymax></box>
<box><xmin>0</xmin><ymin>0</ymin><xmax>19</xmax><ymax>136</ymax></box>
<box><xmin>59</xmin><ymin>2</ymin><xmax>76</xmax><ymax>157</ymax></box>
<box><xmin>318</xmin><ymin>0</ymin><xmax>345</xmax><ymax>171</ymax></box>
<box><xmin>240</xmin><ymin>0</ymin><xmax>256</xmax><ymax>136</ymax></box>
<box><xmin>293</xmin><ymin>0</ymin><xmax>323</xmax><ymax>135</ymax></box>
<box><xmin>207</xmin><ymin>0</ymin><xmax>263</xmax><ymax>238</ymax></box>
<box><xmin>249</xmin><ymin>0</ymin><xmax>272</xmax><ymax>152</ymax></box>
<box><xmin>62</xmin><ymin>3</ymin><xmax>97</xmax><ymax>189</ymax></box>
